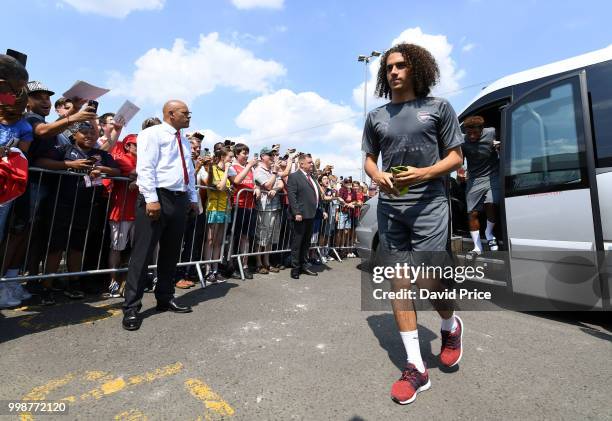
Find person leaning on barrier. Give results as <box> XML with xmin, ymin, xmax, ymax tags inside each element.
<box><xmin>202</xmin><ymin>146</ymin><xmax>233</xmax><ymax>283</ymax></box>
<box><xmin>0</xmin><ymin>54</ymin><xmax>32</xmax><ymax>308</ymax></box>
<box><xmin>122</xmin><ymin>100</ymin><xmax>198</xmax><ymax>331</ymax></box>
<box><xmin>107</xmin><ymin>134</ymin><xmax>139</xmax><ymax>298</ymax></box>
<box><xmin>227</xmin><ymin>143</ymin><xmax>259</xmax><ymax>280</ymax></box>
<box><xmin>253</xmin><ymin>146</ymin><xmax>284</xmax><ymax>275</ymax></box>
<box><xmin>35</xmin><ymin>121</ymin><xmax>120</xmax><ymax>302</ymax></box>
<box><xmin>286</xmin><ymin>153</ymin><xmax>326</xmax><ymax>279</ymax></box>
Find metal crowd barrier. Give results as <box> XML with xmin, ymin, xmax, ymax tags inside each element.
<box><xmin>0</xmin><ymin>168</ymin><xmax>357</xmax><ymax>287</ymax></box>
<box><xmin>0</xmin><ymin>167</ymin><xmax>230</xmax><ymax>289</ymax></box>
<box><xmin>228</xmin><ymin>188</ymin><xmax>355</xmax><ymax>279</ymax></box>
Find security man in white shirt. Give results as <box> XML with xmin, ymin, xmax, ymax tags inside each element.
<box><xmin>123</xmin><ymin>100</ymin><xmax>198</xmax><ymax>331</ymax></box>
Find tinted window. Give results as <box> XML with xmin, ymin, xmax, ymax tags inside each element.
<box><xmin>506</xmin><ymin>77</ymin><xmax>588</xmax><ymax>196</ymax></box>
<box><xmin>587</xmin><ymin>61</ymin><xmax>612</xmax><ymax>168</ymax></box>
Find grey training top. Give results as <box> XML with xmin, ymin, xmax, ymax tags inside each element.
<box><xmin>461</xmin><ymin>127</ymin><xmax>499</xmax><ymax>179</ymax></box>
<box><xmin>362</xmin><ymin>97</ymin><xmax>464</xmax><ymax>203</ymax></box>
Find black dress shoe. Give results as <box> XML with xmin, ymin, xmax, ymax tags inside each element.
<box><xmin>290</xmin><ymin>270</ymin><xmax>300</xmax><ymax>279</ymax></box>
<box><xmin>300</xmin><ymin>268</ymin><xmax>318</xmax><ymax>276</ymax></box>
<box><xmin>244</xmin><ymin>269</ymin><xmax>254</xmax><ymax>280</ymax></box>
<box><xmin>122</xmin><ymin>311</ymin><xmax>142</xmax><ymax>331</ymax></box>
<box><xmin>156</xmin><ymin>299</ymin><xmax>192</xmax><ymax>313</ymax></box>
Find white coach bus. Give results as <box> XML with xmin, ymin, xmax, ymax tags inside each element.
<box><xmin>455</xmin><ymin>45</ymin><xmax>612</xmax><ymax>310</ymax></box>
<box><xmin>356</xmin><ymin>46</ymin><xmax>612</xmax><ymax>310</ymax></box>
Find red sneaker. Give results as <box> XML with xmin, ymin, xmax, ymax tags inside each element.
<box><xmin>440</xmin><ymin>315</ymin><xmax>463</xmax><ymax>367</ymax></box>
<box><xmin>390</xmin><ymin>363</ymin><xmax>431</xmax><ymax>405</ymax></box>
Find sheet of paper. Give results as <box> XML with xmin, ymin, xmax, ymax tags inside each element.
<box><xmin>62</xmin><ymin>80</ymin><xmax>109</xmax><ymax>100</ymax></box>
<box><xmin>113</xmin><ymin>100</ymin><xmax>140</xmax><ymax>126</ymax></box>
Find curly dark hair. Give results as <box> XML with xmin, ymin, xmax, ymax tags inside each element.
<box><xmin>375</xmin><ymin>43</ymin><xmax>439</xmax><ymax>99</ymax></box>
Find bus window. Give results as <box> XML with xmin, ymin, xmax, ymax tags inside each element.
<box><xmin>506</xmin><ymin>78</ymin><xmax>588</xmax><ymax>196</ymax></box>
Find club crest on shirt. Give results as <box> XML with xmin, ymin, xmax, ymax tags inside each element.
<box><xmin>416</xmin><ymin>111</ymin><xmax>433</xmax><ymax>123</ymax></box>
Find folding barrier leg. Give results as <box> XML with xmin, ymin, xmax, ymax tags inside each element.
<box><xmin>195</xmin><ymin>263</ymin><xmax>206</xmax><ymax>288</ymax></box>
<box><xmin>237</xmin><ymin>257</ymin><xmax>245</xmax><ymax>280</ymax></box>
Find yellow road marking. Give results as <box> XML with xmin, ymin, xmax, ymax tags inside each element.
<box><xmin>185</xmin><ymin>379</ymin><xmax>235</xmax><ymax>417</ymax></box>
<box><xmin>114</xmin><ymin>409</ymin><xmax>148</xmax><ymax>420</ymax></box>
<box><xmin>78</xmin><ymin>362</ymin><xmax>184</xmax><ymax>402</ymax></box>
<box><xmin>20</xmin><ymin>373</ymin><xmax>75</xmax><ymax>421</ymax></box>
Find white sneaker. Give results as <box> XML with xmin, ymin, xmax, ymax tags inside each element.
<box><xmin>320</xmin><ymin>257</ymin><xmax>327</xmax><ymax>264</ymax></box>
<box><xmin>0</xmin><ymin>285</ymin><xmax>21</xmax><ymax>308</ymax></box>
<box><xmin>327</xmin><ymin>256</ymin><xmax>335</xmax><ymax>261</ymax></box>
<box><xmin>10</xmin><ymin>282</ymin><xmax>32</xmax><ymax>301</ymax></box>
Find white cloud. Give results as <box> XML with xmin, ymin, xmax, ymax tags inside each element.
<box><xmin>234</xmin><ymin>89</ymin><xmax>363</xmax><ymax>178</ymax></box>
<box><xmin>108</xmin><ymin>32</ymin><xmax>286</xmax><ymax>104</ymax></box>
<box><xmin>462</xmin><ymin>43</ymin><xmax>475</xmax><ymax>53</ymax></box>
<box><xmin>59</xmin><ymin>0</ymin><xmax>164</xmax><ymax>18</ymax></box>
<box><xmin>231</xmin><ymin>0</ymin><xmax>284</xmax><ymax>10</ymax></box>
<box><xmin>353</xmin><ymin>27</ymin><xmax>466</xmax><ymax>109</ymax></box>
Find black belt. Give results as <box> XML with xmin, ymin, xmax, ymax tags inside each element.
<box><xmin>158</xmin><ymin>188</ymin><xmax>187</xmax><ymax>197</ymax></box>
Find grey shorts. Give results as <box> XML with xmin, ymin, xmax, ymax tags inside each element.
<box><xmin>466</xmin><ymin>173</ymin><xmax>500</xmax><ymax>212</ymax></box>
<box><xmin>256</xmin><ymin>209</ymin><xmax>281</xmax><ymax>246</ymax></box>
<box><xmin>376</xmin><ymin>198</ymin><xmax>451</xmax><ymax>268</ymax></box>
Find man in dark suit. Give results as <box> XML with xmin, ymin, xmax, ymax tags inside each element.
<box><xmin>286</xmin><ymin>154</ymin><xmax>326</xmax><ymax>279</ymax></box>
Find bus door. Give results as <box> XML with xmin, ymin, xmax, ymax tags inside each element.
<box><xmin>503</xmin><ymin>71</ymin><xmax>606</xmax><ymax>309</ymax></box>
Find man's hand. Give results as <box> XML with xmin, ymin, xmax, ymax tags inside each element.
<box><xmin>372</xmin><ymin>170</ymin><xmax>399</xmax><ymax>196</ymax></box>
<box><xmin>254</xmin><ymin>188</ymin><xmax>261</xmax><ymax>199</ymax></box>
<box><xmin>128</xmin><ymin>181</ymin><xmax>138</xmax><ymax>191</ymax></box>
<box><xmin>188</xmin><ymin>202</ymin><xmax>198</xmax><ymax>216</ymax></box>
<box><xmin>66</xmin><ymin>159</ymin><xmax>94</xmax><ymax>171</ymax></box>
<box><xmin>393</xmin><ymin>166</ymin><xmax>430</xmax><ymax>187</ymax></box>
<box><xmin>89</xmin><ymin>168</ymin><xmax>102</xmax><ymax>179</ymax></box>
<box><xmin>146</xmin><ymin>202</ymin><xmax>161</xmax><ymax>220</ymax></box>
<box><xmin>247</xmin><ymin>157</ymin><xmax>258</xmax><ymax>167</ymax></box>
<box><xmin>295</xmin><ymin>214</ymin><xmax>303</xmax><ymax>222</ymax></box>
<box><xmin>71</xmin><ymin>107</ymin><xmax>98</xmax><ymax>123</ymax></box>
<box><xmin>323</xmin><ymin>211</ymin><xmax>328</xmax><ymax>220</ymax></box>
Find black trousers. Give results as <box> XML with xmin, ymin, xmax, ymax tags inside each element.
<box><xmin>124</xmin><ymin>189</ymin><xmax>189</xmax><ymax>312</ymax></box>
<box><xmin>290</xmin><ymin>218</ymin><xmax>313</xmax><ymax>270</ymax></box>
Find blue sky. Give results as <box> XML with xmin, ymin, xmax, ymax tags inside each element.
<box><xmin>2</xmin><ymin>0</ymin><xmax>610</xmax><ymax>177</ymax></box>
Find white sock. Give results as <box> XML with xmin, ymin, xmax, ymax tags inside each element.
<box><xmin>441</xmin><ymin>313</ymin><xmax>458</xmax><ymax>333</ymax></box>
<box><xmin>470</xmin><ymin>230</ymin><xmax>482</xmax><ymax>251</ymax></box>
<box><xmin>485</xmin><ymin>220</ymin><xmax>495</xmax><ymax>240</ymax></box>
<box><xmin>400</xmin><ymin>330</ymin><xmax>425</xmax><ymax>373</ymax></box>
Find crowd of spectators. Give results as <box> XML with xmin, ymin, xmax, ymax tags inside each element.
<box><xmin>0</xmin><ymin>53</ymin><xmax>377</xmax><ymax>308</ymax></box>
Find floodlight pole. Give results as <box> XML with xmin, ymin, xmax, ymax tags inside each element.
<box><xmin>357</xmin><ymin>51</ymin><xmax>381</xmax><ymax>184</ymax></box>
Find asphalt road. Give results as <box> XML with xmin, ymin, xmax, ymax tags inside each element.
<box><xmin>1</xmin><ymin>260</ymin><xmax>610</xmax><ymax>420</ymax></box>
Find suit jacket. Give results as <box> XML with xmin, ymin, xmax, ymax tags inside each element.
<box><xmin>287</xmin><ymin>170</ymin><xmax>320</xmax><ymax>219</ymax></box>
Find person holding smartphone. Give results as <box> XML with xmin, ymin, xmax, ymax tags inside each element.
<box><xmin>362</xmin><ymin>43</ymin><xmax>464</xmax><ymax>405</ymax></box>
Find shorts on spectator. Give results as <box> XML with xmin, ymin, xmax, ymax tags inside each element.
<box><xmin>338</xmin><ymin>211</ymin><xmax>352</xmax><ymax>230</ymax></box>
<box><xmin>207</xmin><ymin>209</ymin><xmax>230</xmax><ymax>224</ymax></box>
<box><xmin>235</xmin><ymin>207</ymin><xmax>256</xmax><ymax>238</ymax></box>
<box><xmin>109</xmin><ymin>220</ymin><xmax>135</xmax><ymax>251</ymax></box>
<box><xmin>256</xmin><ymin>209</ymin><xmax>281</xmax><ymax>247</ymax></box>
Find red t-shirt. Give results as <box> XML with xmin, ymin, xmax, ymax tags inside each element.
<box><xmin>109</xmin><ymin>153</ymin><xmax>138</xmax><ymax>221</ymax></box>
<box><xmin>231</xmin><ymin>163</ymin><xmax>255</xmax><ymax>209</ymax></box>
<box><xmin>352</xmin><ymin>190</ymin><xmax>364</xmax><ymax>218</ymax></box>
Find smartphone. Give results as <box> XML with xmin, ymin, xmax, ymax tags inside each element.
<box><xmin>87</xmin><ymin>100</ymin><xmax>99</xmax><ymax>113</ymax></box>
<box><xmin>254</xmin><ymin>153</ymin><xmax>259</xmax><ymax>160</ymax></box>
<box><xmin>203</xmin><ymin>148</ymin><xmax>211</xmax><ymax>157</ymax></box>
<box><xmin>287</xmin><ymin>148</ymin><xmax>296</xmax><ymax>153</ymax></box>
<box><xmin>390</xmin><ymin>166</ymin><xmax>410</xmax><ymax>195</ymax></box>
<box><xmin>6</xmin><ymin>49</ymin><xmax>27</xmax><ymax>67</ymax></box>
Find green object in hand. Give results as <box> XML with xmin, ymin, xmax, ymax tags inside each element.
<box><xmin>390</xmin><ymin>166</ymin><xmax>410</xmax><ymax>195</ymax></box>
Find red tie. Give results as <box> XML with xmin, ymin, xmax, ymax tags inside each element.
<box><xmin>175</xmin><ymin>131</ymin><xmax>189</xmax><ymax>185</ymax></box>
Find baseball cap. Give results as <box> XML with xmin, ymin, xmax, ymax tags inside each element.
<box><xmin>26</xmin><ymin>81</ymin><xmax>55</xmax><ymax>96</ymax></box>
<box><xmin>260</xmin><ymin>146</ymin><xmax>273</xmax><ymax>156</ymax></box>
<box><xmin>123</xmin><ymin>134</ymin><xmax>138</xmax><ymax>145</ymax></box>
